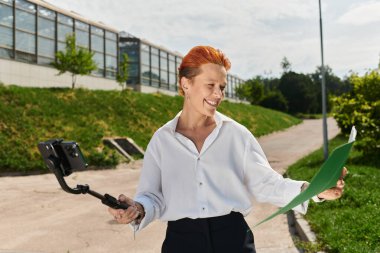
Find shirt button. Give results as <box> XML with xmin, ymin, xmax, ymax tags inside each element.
<box><xmin>197</xmin><ymin>157</ymin><xmax>200</xmax><ymax>161</ymax></box>
<box><xmin>199</xmin><ymin>182</ymin><xmax>203</xmax><ymax>186</ymax></box>
<box><xmin>202</xmin><ymin>207</ymin><xmax>205</xmax><ymax>210</ymax></box>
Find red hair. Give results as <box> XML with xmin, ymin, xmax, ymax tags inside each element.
<box><xmin>178</xmin><ymin>46</ymin><xmax>231</xmax><ymax>96</ymax></box>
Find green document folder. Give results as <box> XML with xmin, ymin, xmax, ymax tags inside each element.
<box><xmin>254</xmin><ymin>126</ymin><xmax>357</xmax><ymax>228</ymax></box>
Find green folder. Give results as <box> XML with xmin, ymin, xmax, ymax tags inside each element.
<box><xmin>254</xmin><ymin>126</ymin><xmax>357</xmax><ymax>228</ymax></box>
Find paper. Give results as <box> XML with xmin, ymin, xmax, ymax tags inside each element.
<box><xmin>253</xmin><ymin>126</ymin><xmax>356</xmax><ymax>228</ymax></box>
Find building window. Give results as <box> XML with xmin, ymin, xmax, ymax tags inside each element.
<box><xmin>91</xmin><ymin>25</ymin><xmax>103</xmax><ymax>36</ymax></box>
<box><xmin>0</xmin><ymin>1</ymin><xmax>13</xmax><ymax>59</ymax></box>
<box><xmin>58</xmin><ymin>23</ymin><xmax>73</xmax><ymax>41</ymax></box>
<box><xmin>75</xmin><ymin>20</ymin><xmax>89</xmax><ymax>49</ymax></box>
<box><xmin>16</xmin><ymin>0</ymin><xmax>35</xmax><ymax>12</ymax></box>
<box><xmin>119</xmin><ymin>39</ymin><xmax>139</xmax><ymax>84</ymax></box>
<box><xmin>0</xmin><ymin>25</ymin><xmax>12</xmax><ymax>48</ymax></box>
<box><xmin>0</xmin><ymin>47</ymin><xmax>13</xmax><ymax>58</ymax></box>
<box><xmin>16</xmin><ymin>9</ymin><xmax>35</xmax><ymax>32</ymax></box>
<box><xmin>141</xmin><ymin>64</ymin><xmax>150</xmax><ymax>84</ymax></box>
<box><xmin>76</xmin><ymin>29</ymin><xmax>89</xmax><ymax>48</ymax></box>
<box><xmin>90</xmin><ymin>26</ymin><xmax>105</xmax><ymax>76</ymax></box>
<box><xmin>16</xmin><ymin>30</ymin><xmax>35</xmax><ymax>53</ymax></box>
<box><xmin>15</xmin><ymin>0</ymin><xmax>36</xmax><ymax>63</ymax></box>
<box><xmin>38</xmin><ymin>6</ymin><xmax>55</xmax><ymax>19</ymax></box>
<box><xmin>128</xmin><ymin>64</ymin><xmax>138</xmax><ymax>78</ymax></box>
<box><xmin>38</xmin><ymin>37</ymin><xmax>54</xmax><ymax>58</ymax></box>
<box><xmin>169</xmin><ymin>72</ymin><xmax>176</xmax><ymax>91</ymax></box>
<box><xmin>105</xmin><ymin>30</ymin><xmax>116</xmax><ymax>40</ymax></box>
<box><xmin>75</xmin><ymin>20</ymin><xmax>88</xmax><ymax>30</ymax></box>
<box><xmin>141</xmin><ymin>50</ymin><xmax>149</xmax><ymax>66</ymax></box>
<box><xmin>0</xmin><ymin>3</ymin><xmax>13</xmax><ymax>26</ymax></box>
<box><xmin>160</xmin><ymin>53</ymin><xmax>167</xmax><ymax>71</ymax></box>
<box><xmin>151</xmin><ymin>67</ymin><xmax>159</xmax><ymax>87</ymax></box>
<box><xmin>0</xmin><ymin>0</ymin><xmax>13</xmax><ymax>5</ymax></box>
<box><xmin>121</xmin><ymin>40</ymin><xmax>138</xmax><ymax>62</ymax></box>
<box><xmin>93</xmin><ymin>51</ymin><xmax>104</xmax><ymax>76</ymax></box>
<box><xmin>169</xmin><ymin>59</ymin><xmax>175</xmax><ymax>73</ymax></box>
<box><xmin>57</xmin><ymin>13</ymin><xmax>73</xmax><ymax>45</ymax></box>
<box><xmin>38</xmin><ymin>17</ymin><xmax>55</xmax><ymax>38</ymax></box>
<box><xmin>91</xmin><ymin>33</ymin><xmax>104</xmax><ymax>52</ymax></box>
<box><xmin>151</xmin><ymin>53</ymin><xmax>159</xmax><ymax>69</ymax></box>
<box><xmin>58</xmin><ymin>13</ymin><xmax>73</xmax><ymax>26</ymax></box>
<box><xmin>105</xmin><ymin>38</ymin><xmax>116</xmax><ymax>55</ymax></box>
<box><xmin>105</xmin><ymin>31</ymin><xmax>117</xmax><ymax>79</ymax></box>
<box><xmin>160</xmin><ymin>69</ymin><xmax>168</xmax><ymax>87</ymax></box>
<box><xmin>37</xmin><ymin>6</ymin><xmax>56</xmax><ymax>65</ymax></box>
<box><xmin>106</xmin><ymin>55</ymin><xmax>117</xmax><ymax>78</ymax></box>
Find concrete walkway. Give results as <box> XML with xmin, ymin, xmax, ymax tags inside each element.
<box><xmin>0</xmin><ymin>118</ymin><xmax>340</xmax><ymax>253</ymax></box>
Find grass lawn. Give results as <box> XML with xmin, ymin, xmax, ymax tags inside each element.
<box><xmin>286</xmin><ymin>135</ymin><xmax>380</xmax><ymax>253</ymax></box>
<box><xmin>0</xmin><ymin>85</ymin><xmax>301</xmax><ymax>174</ymax></box>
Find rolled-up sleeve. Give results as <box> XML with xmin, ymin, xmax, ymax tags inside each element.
<box><xmin>243</xmin><ymin>133</ymin><xmax>309</xmax><ymax>214</ymax></box>
<box><xmin>133</xmin><ymin>137</ymin><xmax>165</xmax><ymax>231</ymax></box>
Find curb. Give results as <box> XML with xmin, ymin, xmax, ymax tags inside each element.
<box><xmin>289</xmin><ymin>211</ymin><xmax>326</xmax><ymax>253</ymax></box>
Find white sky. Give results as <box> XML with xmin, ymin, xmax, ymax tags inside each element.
<box><xmin>45</xmin><ymin>0</ymin><xmax>380</xmax><ymax>79</ymax></box>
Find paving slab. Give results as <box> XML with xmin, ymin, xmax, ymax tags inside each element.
<box><xmin>0</xmin><ymin>118</ymin><xmax>340</xmax><ymax>253</ymax></box>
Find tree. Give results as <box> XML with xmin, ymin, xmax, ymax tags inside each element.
<box><xmin>116</xmin><ymin>53</ymin><xmax>129</xmax><ymax>90</ymax></box>
<box><xmin>52</xmin><ymin>34</ymin><xmax>97</xmax><ymax>89</ymax></box>
<box><xmin>333</xmin><ymin>69</ymin><xmax>380</xmax><ymax>156</ymax></box>
<box><xmin>278</xmin><ymin>71</ymin><xmax>318</xmax><ymax>114</ymax></box>
<box><xmin>308</xmin><ymin>66</ymin><xmax>351</xmax><ymax>113</ymax></box>
<box><xmin>259</xmin><ymin>91</ymin><xmax>288</xmax><ymax>112</ymax></box>
<box><xmin>281</xmin><ymin>57</ymin><xmax>292</xmax><ymax>73</ymax></box>
<box><xmin>235</xmin><ymin>78</ymin><xmax>264</xmax><ymax>105</ymax></box>
<box><xmin>310</xmin><ymin>65</ymin><xmax>351</xmax><ymax>96</ymax></box>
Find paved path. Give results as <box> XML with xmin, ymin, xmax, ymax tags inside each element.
<box><xmin>0</xmin><ymin>118</ymin><xmax>340</xmax><ymax>253</ymax></box>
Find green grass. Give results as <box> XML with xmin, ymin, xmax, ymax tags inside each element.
<box><xmin>286</xmin><ymin>135</ymin><xmax>380</xmax><ymax>253</ymax></box>
<box><xmin>0</xmin><ymin>85</ymin><xmax>301</xmax><ymax>174</ymax></box>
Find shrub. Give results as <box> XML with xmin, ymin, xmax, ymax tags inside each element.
<box><xmin>235</xmin><ymin>78</ymin><xmax>264</xmax><ymax>105</ymax></box>
<box><xmin>259</xmin><ymin>91</ymin><xmax>288</xmax><ymax>112</ymax></box>
<box><xmin>332</xmin><ymin>69</ymin><xmax>380</xmax><ymax>156</ymax></box>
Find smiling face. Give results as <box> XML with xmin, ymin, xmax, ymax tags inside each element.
<box><xmin>181</xmin><ymin>63</ymin><xmax>227</xmax><ymax>117</ymax></box>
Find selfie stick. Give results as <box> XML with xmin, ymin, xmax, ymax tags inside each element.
<box><xmin>38</xmin><ymin>139</ymin><xmax>130</xmax><ymax>210</ymax></box>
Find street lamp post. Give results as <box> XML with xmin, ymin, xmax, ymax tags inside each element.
<box><xmin>319</xmin><ymin>0</ymin><xmax>329</xmax><ymax>160</ymax></box>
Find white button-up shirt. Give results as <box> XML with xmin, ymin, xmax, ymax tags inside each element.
<box><xmin>134</xmin><ymin>111</ymin><xmax>308</xmax><ymax>231</ymax></box>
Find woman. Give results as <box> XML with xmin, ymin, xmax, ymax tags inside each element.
<box><xmin>109</xmin><ymin>46</ymin><xmax>346</xmax><ymax>253</ymax></box>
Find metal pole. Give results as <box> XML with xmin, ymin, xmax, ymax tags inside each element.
<box><xmin>319</xmin><ymin>0</ymin><xmax>329</xmax><ymax>160</ymax></box>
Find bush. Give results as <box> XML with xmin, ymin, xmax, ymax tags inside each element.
<box><xmin>259</xmin><ymin>91</ymin><xmax>288</xmax><ymax>112</ymax></box>
<box><xmin>235</xmin><ymin>78</ymin><xmax>264</xmax><ymax>105</ymax></box>
<box><xmin>332</xmin><ymin>69</ymin><xmax>380</xmax><ymax>156</ymax></box>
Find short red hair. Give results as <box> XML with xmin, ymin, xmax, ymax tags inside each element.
<box><xmin>178</xmin><ymin>46</ymin><xmax>231</xmax><ymax>96</ymax></box>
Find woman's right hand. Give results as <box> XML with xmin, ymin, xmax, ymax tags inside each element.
<box><xmin>108</xmin><ymin>194</ymin><xmax>144</xmax><ymax>224</ymax></box>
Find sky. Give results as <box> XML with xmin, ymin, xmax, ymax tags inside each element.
<box><xmin>45</xmin><ymin>0</ymin><xmax>380</xmax><ymax>80</ymax></box>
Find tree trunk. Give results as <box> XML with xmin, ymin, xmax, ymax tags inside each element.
<box><xmin>72</xmin><ymin>74</ymin><xmax>76</xmax><ymax>89</ymax></box>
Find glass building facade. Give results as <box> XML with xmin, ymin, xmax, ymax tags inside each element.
<box><xmin>0</xmin><ymin>0</ymin><xmax>245</xmax><ymax>95</ymax></box>
<box><xmin>119</xmin><ymin>35</ymin><xmax>245</xmax><ymax>99</ymax></box>
<box><xmin>0</xmin><ymin>0</ymin><xmax>118</xmax><ymax>79</ymax></box>
<box><xmin>119</xmin><ymin>36</ymin><xmax>181</xmax><ymax>93</ymax></box>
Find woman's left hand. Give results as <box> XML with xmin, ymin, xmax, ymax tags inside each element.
<box><xmin>317</xmin><ymin>167</ymin><xmax>348</xmax><ymax>201</ymax></box>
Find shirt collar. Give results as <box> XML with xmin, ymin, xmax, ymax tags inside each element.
<box><xmin>165</xmin><ymin>111</ymin><xmax>233</xmax><ymax>134</ymax></box>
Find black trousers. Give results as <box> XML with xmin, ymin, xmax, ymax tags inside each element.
<box><xmin>161</xmin><ymin>212</ymin><xmax>256</xmax><ymax>253</ymax></box>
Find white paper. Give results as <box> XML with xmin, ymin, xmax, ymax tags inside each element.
<box><xmin>348</xmin><ymin>126</ymin><xmax>357</xmax><ymax>143</ymax></box>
